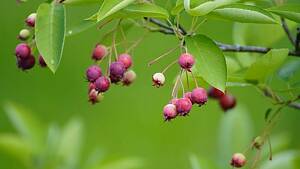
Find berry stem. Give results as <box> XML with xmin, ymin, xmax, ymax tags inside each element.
<box><xmin>148</xmin><ymin>45</ymin><xmax>180</xmax><ymax>66</ymax></box>
<box><xmin>190</xmin><ymin>71</ymin><xmax>199</xmax><ymax>88</ymax></box>
<box><xmin>185</xmin><ymin>70</ymin><xmax>190</xmax><ymax>90</ymax></box>
<box><xmin>162</xmin><ymin>60</ymin><xmax>177</xmax><ymax>74</ymax></box>
<box><xmin>172</xmin><ymin>73</ymin><xmax>181</xmax><ymax>98</ymax></box>
<box><xmin>126</xmin><ymin>32</ymin><xmax>147</xmax><ymax>53</ymax></box>
<box><xmin>179</xmin><ymin>69</ymin><xmax>185</xmax><ymax>96</ymax></box>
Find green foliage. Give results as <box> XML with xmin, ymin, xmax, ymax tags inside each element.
<box><xmin>278</xmin><ymin>60</ymin><xmax>300</xmax><ymax>81</ymax></box>
<box><xmin>268</xmin><ymin>4</ymin><xmax>300</xmax><ymax>23</ymax></box>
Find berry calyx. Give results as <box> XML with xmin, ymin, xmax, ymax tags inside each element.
<box><xmin>15</xmin><ymin>43</ymin><xmax>31</xmax><ymax>59</ymax></box>
<box><xmin>152</xmin><ymin>73</ymin><xmax>165</xmax><ymax>87</ymax></box>
<box><xmin>18</xmin><ymin>29</ymin><xmax>30</xmax><ymax>40</ymax></box>
<box><xmin>117</xmin><ymin>53</ymin><xmax>132</xmax><ymax>69</ymax></box>
<box><xmin>25</xmin><ymin>13</ymin><xmax>36</xmax><ymax>27</ymax></box>
<box><xmin>122</xmin><ymin>70</ymin><xmax>136</xmax><ymax>86</ymax></box>
<box><xmin>175</xmin><ymin>98</ymin><xmax>192</xmax><ymax>116</ymax></box>
<box><xmin>109</xmin><ymin>61</ymin><xmax>126</xmax><ymax>83</ymax></box>
<box><xmin>191</xmin><ymin>87</ymin><xmax>208</xmax><ymax>105</ymax></box>
<box><xmin>38</xmin><ymin>55</ymin><xmax>47</xmax><ymax>67</ymax></box>
<box><xmin>230</xmin><ymin>153</ymin><xmax>246</xmax><ymax>168</ymax></box>
<box><xmin>86</xmin><ymin>65</ymin><xmax>102</xmax><ymax>82</ymax></box>
<box><xmin>163</xmin><ymin>104</ymin><xmax>177</xmax><ymax>121</ymax></box>
<box><xmin>208</xmin><ymin>87</ymin><xmax>225</xmax><ymax>99</ymax></box>
<box><xmin>178</xmin><ymin>53</ymin><xmax>195</xmax><ymax>71</ymax></box>
<box><xmin>92</xmin><ymin>44</ymin><xmax>107</xmax><ymax>61</ymax></box>
<box><xmin>17</xmin><ymin>55</ymin><xmax>35</xmax><ymax>70</ymax></box>
<box><xmin>95</xmin><ymin>76</ymin><xmax>110</xmax><ymax>92</ymax></box>
<box><xmin>219</xmin><ymin>94</ymin><xmax>236</xmax><ymax>111</ymax></box>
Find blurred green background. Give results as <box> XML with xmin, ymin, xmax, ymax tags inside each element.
<box><xmin>1</xmin><ymin>0</ymin><xmax>300</xmax><ymax>169</ymax></box>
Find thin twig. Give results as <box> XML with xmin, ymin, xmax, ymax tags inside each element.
<box><xmin>280</xmin><ymin>17</ymin><xmax>295</xmax><ymax>45</ymax></box>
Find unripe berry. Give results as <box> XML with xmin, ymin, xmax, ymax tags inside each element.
<box><xmin>253</xmin><ymin>136</ymin><xmax>264</xmax><ymax>150</ymax></box>
<box><xmin>17</xmin><ymin>55</ymin><xmax>35</xmax><ymax>70</ymax></box>
<box><xmin>152</xmin><ymin>73</ymin><xmax>165</xmax><ymax>87</ymax></box>
<box><xmin>117</xmin><ymin>53</ymin><xmax>132</xmax><ymax>69</ymax></box>
<box><xmin>86</xmin><ymin>65</ymin><xmax>102</xmax><ymax>82</ymax></box>
<box><xmin>208</xmin><ymin>87</ymin><xmax>225</xmax><ymax>99</ymax></box>
<box><xmin>230</xmin><ymin>153</ymin><xmax>246</xmax><ymax>168</ymax></box>
<box><xmin>18</xmin><ymin>29</ymin><xmax>30</xmax><ymax>40</ymax></box>
<box><xmin>109</xmin><ymin>61</ymin><xmax>126</xmax><ymax>83</ymax></box>
<box><xmin>178</xmin><ymin>53</ymin><xmax>195</xmax><ymax>71</ymax></box>
<box><xmin>122</xmin><ymin>70</ymin><xmax>136</xmax><ymax>86</ymax></box>
<box><xmin>38</xmin><ymin>55</ymin><xmax>47</xmax><ymax>67</ymax></box>
<box><xmin>175</xmin><ymin>98</ymin><xmax>192</xmax><ymax>116</ymax></box>
<box><xmin>92</xmin><ymin>44</ymin><xmax>107</xmax><ymax>61</ymax></box>
<box><xmin>95</xmin><ymin>76</ymin><xmax>110</xmax><ymax>92</ymax></box>
<box><xmin>25</xmin><ymin>13</ymin><xmax>36</xmax><ymax>27</ymax></box>
<box><xmin>184</xmin><ymin>92</ymin><xmax>194</xmax><ymax>104</ymax></box>
<box><xmin>88</xmin><ymin>89</ymin><xmax>103</xmax><ymax>104</ymax></box>
<box><xmin>163</xmin><ymin>104</ymin><xmax>177</xmax><ymax>121</ymax></box>
<box><xmin>191</xmin><ymin>87</ymin><xmax>208</xmax><ymax>105</ymax></box>
<box><xmin>88</xmin><ymin>82</ymin><xmax>96</xmax><ymax>93</ymax></box>
<box><xmin>219</xmin><ymin>94</ymin><xmax>236</xmax><ymax>111</ymax></box>
<box><xmin>15</xmin><ymin>43</ymin><xmax>31</xmax><ymax>59</ymax></box>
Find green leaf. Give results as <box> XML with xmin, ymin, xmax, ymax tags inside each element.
<box><xmin>260</xmin><ymin>151</ymin><xmax>300</xmax><ymax>169</ymax></box>
<box><xmin>186</xmin><ymin>34</ymin><xmax>227</xmax><ymax>92</ymax></box>
<box><xmin>172</xmin><ymin>0</ymin><xmax>208</xmax><ymax>15</ymax></box>
<box><xmin>63</xmin><ymin>0</ymin><xmax>103</xmax><ymax>5</ymax></box>
<box><xmin>36</xmin><ymin>3</ymin><xmax>66</xmax><ymax>73</ymax></box>
<box><xmin>96</xmin><ymin>0</ymin><xmax>136</xmax><ymax>22</ymax></box>
<box><xmin>95</xmin><ymin>158</ymin><xmax>143</xmax><ymax>169</ymax></box>
<box><xmin>246</xmin><ymin>49</ymin><xmax>289</xmax><ymax>82</ymax></box>
<box><xmin>278</xmin><ymin>60</ymin><xmax>300</xmax><ymax>81</ymax></box>
<box><xmin>268</xmin><ymin>4</ymin><xmax>300</xmax><ymax>23</ymax></box>
<box><xmin>211</xmin><ymin>4</ymin><xmax>277</xmax><ymax>24</ymax></box>
<box><xmin>67</xmin><ymin>20</ymin><xmax>97</xmax><ymax>37</ymax></box>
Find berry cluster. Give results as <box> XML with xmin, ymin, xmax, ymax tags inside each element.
<box><xmin>208</xmin><ymin>87</ymin><xmax>236</xmax><ymax>111</ymax></box>
<box><xmin>14</xmin><ymin>13</ymin><xmax>47</xmax><ymax>71</ymax></box>
<box><xmin>86</xmin><ymin>44</ymin><xmax>136</xmax><ymax>104</ymax></box>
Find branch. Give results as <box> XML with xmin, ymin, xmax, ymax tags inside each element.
<box><xmin>296</xmin><ymin>28</ymin><xmax>300</xmax><ymax>52</ymax></box>
<box><xmin>280</xmin><ymin>18</ymin><xmax>295</xmax><ymax>45</ymax></box>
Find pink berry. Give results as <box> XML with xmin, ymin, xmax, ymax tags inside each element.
<box><xmin>25</xmin><ymin>13</ymin><xmax>36</xmax><ymax>27</ymax></box>
<box><xmin>230</xmin><ymin>153</ymin><xmax>246</xmax><ymax>168</ymax></box>
<box><xmin>169</xmin><ymin>98</ymin><xmax>179</xmax><ymax>105</ymax></box>
<box><xmin>92</xmin><ymin>44</ymin><xmax>107</xmax><ymax>61</ymax></box>
<box><xmin>163</xmin><ymin>104</ymin><xmax>177</xmax><ymax>121</ymax></box>
<box><xmin>175</xmin><ymin>98</ymin><xmax>192</xmax><ymax>116</ymax></box>
<box><xmin>17</xmin><ymin>55</ymin><xmax>35</xmax><ymax>70</ymax></box>
<box><xmin>219</xmin><ymin>94</ymin><xmax>236</xmax><ymax>111</ymax></box>
<box><xmin>117</xmin><ymin>53</ymin><xmax>132</xmax><ymax>69</ymax></box>
<box><xmin>152</xmin><ymin>73</ymin><xmax>165</xmax><ymax>87</ymax></box>
<box><xmin>122</xmin><ymin>70</ymin><xmax>136</xmax><ymax>86</ymax></box>
<box><xmin>38</xmin><ymin>55</ymin><xmax>47</xmax><ymax>67</ymax></box>
<box><xmin>109</xmin><ymin>61</ymin><xmax>126</xmax><ymax>83</ymax></box>
<box><xmin>95</xmin><ymin>76</ymin><xmax>110</xmax><ymax>92</ymax></box>
<box><xmin>15</xmin><ymin>43</ymin><xmax>31</xmax><ymax>59</ymax></box>
<box><xmin>88</xmin><ymin>89</ymin><xmax>103</xmax><ymax>104</ymax></box>
<box><xmin>178</xmin><ymin>53</ymin><xmax>195</xmax><ymax>71</ymax></box>
<box><xmin>88</xmin><ymin>82</ymin><xmax>96</xmax><ymax>93</ymax></box>
<box><xmin>208</xmin><ymin>87</ymin><xmax>225</xmax><ymax>99</ymax></box>
<box><xmin>191</xmin><ymin>87</ymin><xmax>207</xmax><ymax>105</ymax></box>
<box><xmin>86</xmin><ymin>65</ymin><xmax>102</xmax><ymax>82</ymax></box>
<box><xmin>184</xmin><ymin>92</ymin><xmax>194</xmax><ymax>104</ymax></box>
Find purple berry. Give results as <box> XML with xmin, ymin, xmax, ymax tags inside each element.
<box><xmin>92</xmin><ymin>44</ymin><xmax>107</xmax><ymax>61</ymax></box>
<box><xmin>86</xmin><ymin>65</ymin><xmax>102</xmax><ymax>82</ymax></box>
<box><xmin>191</xmin><ymin>87</ymin><xmax>207</xmax><ymax>105</ymax></box>
<box><xmin>184</xmin><ymin>92</ymin><xmax>194</xmax><ymax>104</ymax></box>
<box><xmin>208</xmin><ymin>87</ymin><xmax>225</xmax><ymax>99</ymax></box>
<box><xmin>219</xmin><ymin>94</ymin><xmax>236</xmax><ymax>111</ymax></box>
<box><xmin>15</xmin><ymin>43</ymin><xmax>31</xmax><ymax>59</ymax></box>
<box><xmin>38</xmin><ymin>55</ymin><xmax>47</xmax><ymax>67</ymax></box>
<box><xmin>175</xmin><ymin>98</ymin><xmax>192</xmax><ymax>116</ymax></box>
<box><xmin>25</xmin><ymin>13</ymin><xmax>36</xmax><ymax>27</ymax></box>
<box><xmin>170</xmin><ymin>98</ymin><xmax>179</xmax><ymax>105</ymax></box>
<box><xmin>109</xmin><ymin>61</ymin><xmax>126</xmax><ymax>83</ymax></box>
<box><xmin>117</xmin><ymin>53</ymin><xmax>132</xmax><ymax>69</ymax></box>
<box><xmin>178</xmin><ymin>53</ymin><xmax>195</xmax><ymax>71</ymax></box>
<box><xmin>95</xmin><ymin>76</ymin><xmax>110</xmax><ymax>92</ymax></box>
<box><xmin>230</xmin><ymin>153</ymin><xmax>246</xmax><ymax>168</ymax></box>
<box><xmin>152</xmin><ymin>73</ymin><xmax>165</xmax><ymax>87</ymax></box>
<box><xmin>17</xmin><ymin>55</ymin><xmax>35</xmax><ymax>70</ymax></box>
<box><xmin>122</xmin><ymin>70</ymin><xmax>136</xmax><ymax>86</ymax></box>
<box><xmin>88</xmin><ymin>82</ymin><xmax>96</xmax><ymax>93</ymax></box>
<box><xmin>163</xmin><ymin>104</ymin><xmax>177</xmax><ymax>121</ymax></box>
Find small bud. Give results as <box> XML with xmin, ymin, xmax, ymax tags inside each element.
<box><xmin>88</xmin><ymin>89</ymin><xmax>103</xmax><ymax>104</ymax></box>
<box><xmin>109</xmin><ymin>61</ymin><xmax>126</xmax><ymax>83</ymax></box>
<box><xmin>15</xmin><ymin>43</ymin><xmax>31</xmax><ymax>59</ymax></box>
<box><xmin>118</xmin><ymin>53</ymin><xmax>132</xmax><ymax>69</ymax></box>
<box><xmin>86</xmin><ymin>65</ymin><xmax>102</xmax><ymax>82</ymax></box>
<box><xmin>152</xmin><ymin>73</ymin><xmax>165</xmax><ymax>87</ymax></box>
<box><xmin>163</xmin><ymin>104</ymin><xmax>177</xmax><ymax>121</ymax></box>
<box><xmin>17</xmin><ymin>55</ymin><xmax>35</xmax><ymax>70</ymax></box>
<box><xmin>18</xmin><ymin>29</ymin><xmax>30</xmax><ymax>40</ymax></box>
<box><xmin>178</xmin><ymin>53</ymin><xmax>195</xmax><ymax>71</ymax></box>
<box><xmin>191</xmin><ymin>87</ymin><xmax>208</xmax><ymax>105</ymax></box>
<box><xmin>92</xmin><ymin>44</ymin><xmax>107</xmax><ymax>61</ymax></box>
<box><xmin>253</xmin><ymin>136</ymin><xmax>264</xmax><ymax>149</ymax></box>
<box><xmin>219</xmin><ymin>94</ymin><xmax>236</xmax><ymax>111</ymax></box>
<box><xmin>122</xmin><ymin>70</ymin><xmax>136</xmax><ymax>86</ymax></box>
<box><xmin>95</xmin><ymin>76</ymin><xmax>110</xmax><ymax>92</ymax></box>
<box><xmin>208</xmin><ymin>87</ymin><xmax>225</xmax><ymax>99</ymax></box>
<box><xmin>175</xmin><ymin>98</ymin><xmax>192</xmax><ymax>116</ymax></box>
<box><xmin>38</xmin><ymin>55</ymin><xmax>47</xmax><ymax>67</ymax></box>
<box><xmin>230</xmin><ymin>153</ymin><xmax>246</xmax><ymax>168</ymax></box>
<box><xmin>25</xmin><ymin>13</ymin><xmax>36</xmax><ymax>27</ymax></box>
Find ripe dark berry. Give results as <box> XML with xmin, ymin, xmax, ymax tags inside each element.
<box><xmin>15</xmin><ymin>43</ymin><xmax>31</xmax><ymax>59</ymax></box>
<box><xmin>109</xmin><ymin>61</ymin><xmax>126</xmax><ymax>83</ymax></box>
<box><xmin>191</xmin><ymin>87</ymin><xmax>207</xmax><ymax>105</ymax></box>
<box><xmin>25</xmin><ymin>13</ymin><xmax>36</xmax><ymax>27</ymax></box>
<box><xmin>163</xmin><ymin>104</ymin><xmax>177</xmax><ymax>121</ymax></box>
<box><xmin>230</xmin><ymin>153</ymin><xmax>246</xmax><ymax>168</ymax></box>
<box><xmin>17</xmin><ymin>55</ymin><xmax>35</xmax><ymax>70</ymax></box>
<box><xmin>38</xmin><ymin>55</ymin><xmax>47</xmax><ymax>67</ymax></box>
<box><xmin>175</xmin><ymin>98</ymin><xmax>192</xmax><ymax>116</ymax></box>
<box><xmin>92</xmin><ymin>44</ymin><xmax>107</xmax><ymax>61</ymax></box>
<box><xmin>117</xmin><ymin>53</ymin><xmax>132</xmax><ymax>69</ymax></box>
<box><xmin>95</xmin><ymin>76</ymin><xmax>110</xmax><ymax>92</ymax></box>
<box><xmin>88</xmin><ymin>89</ymin><xmax>103</xmax><ymax>104</ymax></box>
<box><xmin>18</xmin><ymin>29</ymin><xmax>30</xmax><ymax>40</ymax></box>
<box><xmin>219</xmin><ymin>94</ymin><xmax>236</xmax><ymax>111</ymax></box>
<box><xmin>184</xmin><ymin>92</ymin><xmax>194</xmax><ymax>104</ymax></box>
<box><xmin>152</xmin><ymin>73</ymin><xmax>165</xmax><ymax>87</ymax></box>
<box><xmin>122</xmin><ymin>70</ymin><xmax>136</xmax><ymax>86</ymax></box>
<box><xmin>178</xmin><ymin>53</ymin><xmax>195</xmax><ymax>71</ymax></box>
<box><xmin>208</xmin><ymin>87</ymin><xmax>225</xmax><ymax>99</ymax></box>
<box><xmin>86</xmin><ymin>65</ymin><xmax>102</xmax><ymax>82</ymax></box>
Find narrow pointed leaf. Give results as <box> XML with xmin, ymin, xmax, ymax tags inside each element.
<box><xmin>63</xmin><ymin>0</ymin><xmax>103</xmax><ymax>5</ymax></box>
<box><xmin>268</xmin><ymin>4</ymin><xmax>300</xmax><ymax>23</ymax></box>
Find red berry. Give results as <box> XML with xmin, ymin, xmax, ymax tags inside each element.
<box><xmin>86</xmin><ymin>65</ymin><xmax>102</xmax><ymax>82</ymax></box>
<box><xmin>163</xmin><ymin>104</ymin><xmax>177</xmax><ymax>121</ymax></box>
<box><xmin>17</xmin><ymin>55</ymin><xmax>35</xmax><ymax>70</ymax></box>
<box><xmin>88</xmin><ymin>82</ymin><xmax>96</xmax><ymax>93</ymax></box>
<box><xmin>152</xmin><ymin>73</ymin><xmax>165</xmax><ymax>87</ymax></box>
<box><xmin>95</xmin><ymin>76</ymin><xmax>110</xmax><ymax>92</ymax></box>
<box><xmin>219</xmin><ymin>94</ymin><xmax>236</xmax><ymax>111</ymax></box>
<box><xmin>38</xmin><ymin>55</ymin><xmax>47</xmax><ymax>67</ymax></box>
<box><xmin>25</xmin><ymin>13</ymin><xmax>36</xmax><ymax>27</ymax></box>
<box><xmin>208</xmin><ymin>87</ymin><xmax>225</xmax><ymax>99</ymax></box>
<box><xmin>92</xmin><ymin>44</ymin><xmax>107</xmax><ymax>61</ymax></box>
<box><xmin>109</xmin><ymin>61</ymin><xmax>126</xmax><ymax>83</ymax></box>
<box><xmin>178</xmin><ymin>53</ymin><xmax>195</xmax><ymax>71</ymax></box>
<box><xmin>15</xmin><ymin>43</ymin><xmax>31</xmax><ymax>59</ymax></box>
<box><xmin>230</xmin><ymin>153</ymin><xmax>246</xmax><ymax>168</ymax></box>
<box><xmin>169</xmin><ymin>98</ymin><xmax>178</xmax><ymax>105</ymax></box>
<box><xmin>175</xmin><ymin>98</ymin><xmax>192</xmax><ymax>116</ymax></box>
<box><xmin>184</xmin><ymin>92</ymin><xmax>194</xmax><ymax>104</ymax></box>
<box><xmin>118</xmin><ymin>53</ymin><xmax>132</xmax><ymax>69</ymax></box>
<box><xmin>191</xmin><ymin>87</ymin><xmax>207</xmax><ymax>105</ymax></box>
<box><xmin>122</xmin><ymin>70</ymin><xmax>136</xmax><ymax>86</ymax></box>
